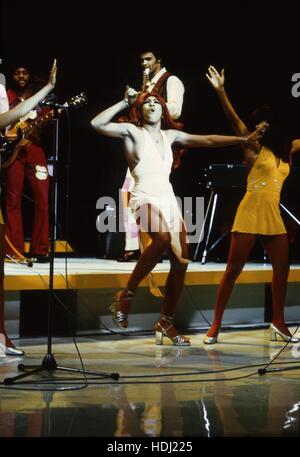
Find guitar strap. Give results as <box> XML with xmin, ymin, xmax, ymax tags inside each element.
<box><xmin>151</xmin><ymin>71</ymin><xmax>172</xmax><ymax>98</ymax></box>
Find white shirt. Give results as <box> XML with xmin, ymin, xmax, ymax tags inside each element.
<box><xmin>147</xmin><ymin>67</ymin><xmax>184</xmax><ymax>120</ymax></box>
<box><xmin>0</xmin><ymin>81</ymin><xmax>9</xmax><ymax>114</ymax></box>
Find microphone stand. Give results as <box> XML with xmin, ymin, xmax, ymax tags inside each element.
<box><xmin>258</xmin><ymin>331</ymin><xmax>300</xmax><ymax>376</ymax></box>
<box><xmin>4</xmin><ymin>104</ymin><xmax>119</xmax><ymax>385</ymax></box>
<box><xmin>258</xmin><ymin>364</ymin><xmax>300</xmax><ymax>376</ymax></box>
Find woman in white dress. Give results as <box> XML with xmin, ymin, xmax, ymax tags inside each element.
<box><xmin>91</xmin><ymin>90</ymin><xmax>262</xmax><ymax>346</ymax></box>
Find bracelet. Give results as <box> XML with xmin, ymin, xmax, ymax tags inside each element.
<box><xmin>123</xmin><ymin>99</ymin><xmax>129</xmax><ymax>107</ymax></box>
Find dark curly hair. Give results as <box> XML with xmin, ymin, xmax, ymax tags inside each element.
<box><xmin>249</xmin><ymin>105</ymin><xmax>291</xmax><ymax>162</ymax></box>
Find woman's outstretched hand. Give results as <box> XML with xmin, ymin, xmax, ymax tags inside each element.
<box><xmin>246</xmin><ymin>121</ymin><xmax>270</xmax><ymax>146</ymax></box>
<box><xmin>124</xmin><ymin>85</ymin><xmax>139</xmax><ymax>106</ymax></box>
<box><xmin>206</xmin><ymin>65</ymin><xmax>225</xmax><ymax>91</ymax></box>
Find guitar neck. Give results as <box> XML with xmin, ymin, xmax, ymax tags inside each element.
<box><xmin>14</xmin><ymin>93</ymin><xmax>86</xmax><ymax>138</ymax></box>
<box><xmin>20</xmin><ymin>109</ymin><xmax>56</xmax><ymax>136</ymax></box>
<box><xmin>141</xmin><ymin>68</ymin><xmax>150</xmax><ymax>92</ymax></box>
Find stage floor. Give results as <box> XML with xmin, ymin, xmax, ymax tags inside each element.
<box><xmin>0</xmin><ymin>327</ymin><xmax>300</xmax><ymax>437</ymax></box>
<box><xmin>4</xmin><ymin>257</ymin><xmax>300</xmax><ymax>290</ymax></box>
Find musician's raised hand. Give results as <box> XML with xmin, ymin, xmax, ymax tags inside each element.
<box><xmin>48</xmin><ymin>59</ymin><xmax>57</xmax><ymax>88</ymax></box>
<box><xmin>206</xmin><ymin>65</ymin><xmax>225</xmax><ymax>91</ymax></box>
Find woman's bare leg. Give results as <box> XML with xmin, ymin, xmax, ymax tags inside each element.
<box><xmin>206</xmin><ymin>233</ymin><xmax>256</xmax><ymax>338</ymax></box>
<box><xmin>156</xmin><ymin>224</ymin><xmax>190</xmax><ymax>344</ymax></box>
<box><xmin>263</xmin><ymin>234</ymin><xmax>290</xmax><ymax>334</ymax></box>
<box><xmin>161</xmin><ymin>223</ymin><xmax>189</xmax><ymax>317</ymax></box>
<box><xmin>110</xmin><ymin>204</ymin><xmax>171</xmax><ymax>329</ymax></box>
<box><xmin>127</xmin><ymin>204</ymin><xmax>171</xmax><ymax>292</ymax></box>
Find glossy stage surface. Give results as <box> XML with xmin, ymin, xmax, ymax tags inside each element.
<box><xmin>1</xmin><ymin>327</ymin><xmax>300</xmax><ymax>437</ymax></box>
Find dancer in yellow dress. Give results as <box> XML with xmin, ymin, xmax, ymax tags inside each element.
<box><xmin>204</xmin><ymin>65</ymin><xmax>299</xmax><ymax>344</ymax></box>
<box><xmin>91</xmin><ymin>91</ymin><xmax>261</xmax><ymax>346</ymax></box>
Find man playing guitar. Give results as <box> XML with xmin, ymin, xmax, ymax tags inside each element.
<box><xmin>0</xmin><ymin>60</ymin><xmax>56</xmax><ymax>355</ymax></box>
<box><xmin>4</xmin><ymin>63</ymin><xmax>52</xmax><ymax>262</ymax></box>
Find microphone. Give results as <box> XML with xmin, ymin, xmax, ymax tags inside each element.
<box><xmin>38</xmin><ymin>93</ymin><xmax>66</xmax><ymax>109</ymax></box>
<box><xmin>38</xmin><ymin>92</ymin><xmax>87</xmax><ymax>110</ymax></box>
<box><xmin>38</xmin><ymin>99</ymin><xmax>67</xmax><ymax>109</ymax></box>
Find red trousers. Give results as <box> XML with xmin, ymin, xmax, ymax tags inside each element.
<box><xmin>5</xmin><ymin>143</ymin><xmax>49</xmax><ymax>256</ymax></box>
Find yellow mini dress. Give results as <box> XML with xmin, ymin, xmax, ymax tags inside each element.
<box><xmin>231</xmin><ymin>147</ymin><xmax>289</xmax><ymax>235</ymax></box>
<box><xmin>0</xmin><ymin>208</ymin><xmax>4</xmax><ymax>225</ymax></box>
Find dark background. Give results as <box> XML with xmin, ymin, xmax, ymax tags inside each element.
<box><xmin>1</xmin><ymin>1</ymin><xmax>300</xmax><ymax>260</ymax></box>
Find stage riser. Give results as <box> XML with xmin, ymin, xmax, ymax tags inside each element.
<box><xmin>5</xmin><ymin>283</ymin><xmax>300</xmax><ymax>337</ymax></box>
<box><xmin>4</xmin><ymin>269</ymin><xmax>300</xmax><ymax>291</ymax></box>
